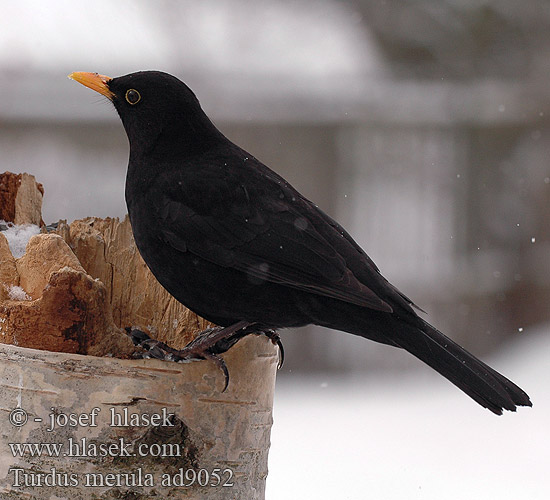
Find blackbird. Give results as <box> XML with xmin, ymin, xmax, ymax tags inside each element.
<box><xmin>69</xmin><ymin>70</ymin><xmax>531</xmax><ymax>414</ymax></box>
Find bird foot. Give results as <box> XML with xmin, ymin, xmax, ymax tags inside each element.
<box><xmin>125</xmin><ymin>322</ymin><xmax>284</xmax><ymax>391</ymax></box>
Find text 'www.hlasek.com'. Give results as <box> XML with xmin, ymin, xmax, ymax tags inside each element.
<box><xmin>6</xmin><ymin>406</ymin><xmax>234</xmax><ymax>489</ymax></box>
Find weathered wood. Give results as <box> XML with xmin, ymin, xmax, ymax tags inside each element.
<box><xmin>0</xmin><ymin>185</ymin><xmax>212</xmax><ymax>355</ymax></box>
<box><xmin>0</xmin><ymin>233</ymin><xmax>18</xmax><ymax>301</ymax></box>
<box><xmin>54</xmin><ymin>216</ymin><xmax>213</xmax><ymax>349</ymax></box>
<box><xmin>0</xmin><ymin>232</ymin><xmax>132</xmax><ymax>357</ymax></box>
<box><xmin>0</xmin><ymin>172</ymin><xmax>44</xmax><ymax>226</ymax></box>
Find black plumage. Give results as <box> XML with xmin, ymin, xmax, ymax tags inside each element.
<box><xmin>70</xmin><ymin>70</ymin><xmax>531</xmax><ymax>414</ymax></box>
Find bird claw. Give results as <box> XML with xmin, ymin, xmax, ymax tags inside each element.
<box><xmin>202</xmin><ymin>352</ymin><xmax>230</xmax><ymax>392</ymax></box>
<box><xmin>126</xmin><ymin>327</ymin><xmax>182</xmax><ymax>361</ymax></box>
<box><xmin>125</xmin><ymin>322</ymin><xmax>282</xmax><ymax>389</ymax></box>
<box><xmin>257</xmin><ymin>329</ymin><xmax>284</xmax><ymax>369</ymax></box>
<box><xmin>125</xmin><ymin>324</ymin><xmax>249</xmax><ymax>391</ymax></box>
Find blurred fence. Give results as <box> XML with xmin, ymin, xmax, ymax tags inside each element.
<box><xmin>1</xmin><ymin>0</ymin><xmax>548</xmax><ymax>372</ymax></box>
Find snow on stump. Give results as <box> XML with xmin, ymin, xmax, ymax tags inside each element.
<box><xmin>0</xmin><ymin>173</ymin><xmax>278</xmax><ymax>499</ymax></box>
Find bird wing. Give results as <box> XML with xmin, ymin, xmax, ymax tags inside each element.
<box><xmin>155</xmin><ymin>159</ymin><xmax>393</xmax><ymax>313</ymax></box>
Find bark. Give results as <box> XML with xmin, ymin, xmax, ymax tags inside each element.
<box><xmin>0</xmin><ymin>336</ymin><xmax>277</xmax><ymax>499</ymax></box>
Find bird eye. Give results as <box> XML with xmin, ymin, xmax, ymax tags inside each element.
<box><xmin>125</xmin><ymin>89</ymin><xmax>141</xmax><ymax>105</ymax></box>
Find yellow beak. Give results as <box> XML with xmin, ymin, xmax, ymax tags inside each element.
<box><xmin>68</xmin><ymin>72</ymin><xmax>114</xmax><ymax>99</ymax></box>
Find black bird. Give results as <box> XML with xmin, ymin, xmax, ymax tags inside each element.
<box><xmin>69</xmin><ymin>70</ymin><xmax>531</xmax><ymax>414</ymax></box>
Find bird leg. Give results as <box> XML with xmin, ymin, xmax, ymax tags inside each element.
<box><xmin>125</xmin><ymin>321</ymin><xmax>284</xmax><ymax>391</ymax></box>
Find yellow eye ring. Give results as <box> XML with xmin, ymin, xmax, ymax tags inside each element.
<box><xmin>125</xmin><ymin>89</ymin><xmax>141</xmax><ymax>105</ymax></box>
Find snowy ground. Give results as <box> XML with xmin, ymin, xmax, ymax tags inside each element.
<box><xmin>267</xmin><ymin>324</ymin><xmax>549</xmax><ymax>499</ymax></box>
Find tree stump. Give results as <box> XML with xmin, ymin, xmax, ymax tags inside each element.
<box><xmin>0</xmin><ymin>173</ymin><xmax>278</xmax><ymax>499</ymax></box>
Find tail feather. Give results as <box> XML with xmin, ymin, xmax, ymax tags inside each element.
<box><xmin>392</xmin><ymin>318</ymin><xmax>532</xmax><ymax>415</ymax></box>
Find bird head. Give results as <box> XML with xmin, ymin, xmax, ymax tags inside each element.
<box><xmin>69</xmin><ymin>71</ymin><xmax>222</xmax><ymax>157</ymax></box>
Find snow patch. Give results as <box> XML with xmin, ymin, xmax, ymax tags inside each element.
<box><xmin>0</xmin><ymin>222</ymin><xmax>40</xmax><ymax>258</ymax></box>
<box><xmin>7</xmin><ymin>285</ymin><xmax>32</xmax><ymax>301</ymax></box>
<box><xmin>268</xmin><ymin>324</ymin><xmax>549</xmax><ymax>500</ymax></box>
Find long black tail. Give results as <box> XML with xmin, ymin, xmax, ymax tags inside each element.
<box><xmin>391</xmin><ymin>317</ymin><xmax>532</xmax><ymax>415</ymax></box>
